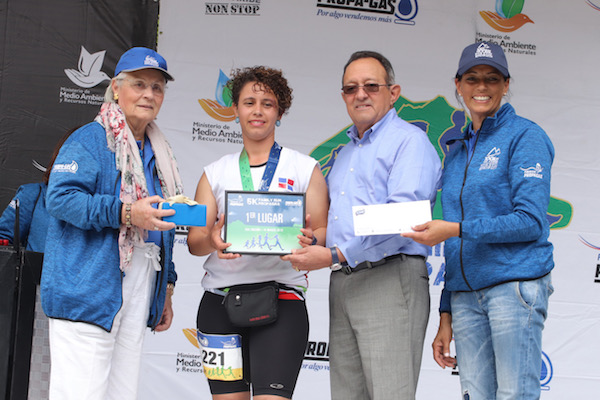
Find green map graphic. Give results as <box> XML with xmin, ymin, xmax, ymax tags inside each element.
<box><xmin>309</xmin><ymin>95</ymin><xmax>572</xmax><ymax>229</ymax></box>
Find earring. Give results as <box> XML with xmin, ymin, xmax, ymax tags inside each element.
<box><xmin>235</xmin><ymin>117</ymin><xmax>239</xmax><ymax>123</ymax></box>
<box><xmin>114</xmin><ymin>93</ymin><xmax>118</xmax><ymax>101</ymax></box>
<box><xmin>275</xmin><ymin>120</ymin><xmax>281</xmax><ymax>127</ymax></box>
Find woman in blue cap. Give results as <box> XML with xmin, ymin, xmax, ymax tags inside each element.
<box><xmin>41</xmin><ymin>47</ymin><xmax>183</xmax><ymax>400</ymax></box>
<box><xmin>403</xmin><ymin>41</ymin><xmax>555</xmax><ymax>399</ymax></box>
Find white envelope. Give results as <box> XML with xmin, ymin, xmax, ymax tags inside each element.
<box><xmin>352</xmin><ymin>200</ymin><xmax>432</xmax><ymax>236</ymax></box>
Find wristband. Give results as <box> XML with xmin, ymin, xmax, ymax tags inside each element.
<box><xmin>311</xmin><ymin>236</ymin><xmax>317</xmax><ymax>246</ymax></box>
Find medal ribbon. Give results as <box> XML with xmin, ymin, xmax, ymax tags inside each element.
<box><xmin>238</xmin><ymin>142</ymin><xmax>281</xmax><ymax>191</ymax></box>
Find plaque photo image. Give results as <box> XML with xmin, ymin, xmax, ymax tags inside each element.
<box><xmin>224</xmin><ymin>191</ymin><xmax>306</xmax><ymax>255</ymax></box>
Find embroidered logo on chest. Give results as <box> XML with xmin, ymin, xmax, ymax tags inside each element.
<box><xmin>479</xmin><ymin>147</ymin><xmax>501</xmax><ymax>170</ymax></box>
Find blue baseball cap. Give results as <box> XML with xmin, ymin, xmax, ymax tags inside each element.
<box><xmin>114</xmin><ymin>47</ymin><xmax>174</xmax><ymax>81</ymax></box>
<box><xmin>456</xmin><ymin>42</ymin><xmax>510</xmax><ymax>78</ymax></box>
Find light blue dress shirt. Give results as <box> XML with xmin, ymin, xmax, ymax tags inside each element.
<box><xmin>326</xmin><ymin>108</ymin><xmax>442</xmax><ymax>267</ymax></box>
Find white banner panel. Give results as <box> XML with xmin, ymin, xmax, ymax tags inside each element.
<box><xmin>138</xmin><ymin>0</ymin><xmax>600</xmax><ymax>398</ymax></box>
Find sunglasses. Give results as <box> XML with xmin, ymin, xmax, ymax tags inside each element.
<box><xmin>341</xmin><ymin>83</ymin><xmax>391</xmax><ymax>95</ymax></box>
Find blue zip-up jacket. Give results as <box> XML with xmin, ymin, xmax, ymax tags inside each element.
<box><xmin>41</xmin><ymin>122</ymin><xmax>176</xmax><ymax>331</ymax></box>
<box><xmin>0</xmin><ymin>183</ymin><xmax>48</xmax><ymax>252</ymax></box>
<box><xmin>439</xmin><ymin>103</ymin><xmax>554</xmax><ymax>313</ymax></box>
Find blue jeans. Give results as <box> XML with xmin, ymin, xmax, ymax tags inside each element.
<box><xmin>451</xmin><ymin>274</ymin><xmax>553</xmax><ymax>400</ymax></box>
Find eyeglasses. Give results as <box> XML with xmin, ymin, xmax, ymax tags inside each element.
<box><xmin>341</xmin><ymin>83</ymin><xmax>391</xmax><ymax>95</ymax></box>
<box><xmin>120</xmin><ymin>78</ymin><xmax>166</xmax><ymax>96</ymax></box>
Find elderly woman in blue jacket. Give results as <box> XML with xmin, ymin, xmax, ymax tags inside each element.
<box><xmin>404</xmin><ymin>42</ymin><xmax>554</xmax><ymax>400</ymax></box>
<box><xmin>41</xmin><ymin>47</ymin><xmax>183</xmax><ymax>400</ymax></box>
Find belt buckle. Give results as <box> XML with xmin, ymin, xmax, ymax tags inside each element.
<box><xmin>341</xmin><ymin>264</ymin><xmax>352</xmax><ymax>275</ymax></box>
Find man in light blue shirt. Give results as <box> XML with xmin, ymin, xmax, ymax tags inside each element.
<box><xmin>284</xmin><ymin>51</ymin><xmax>441</xmax><ymax>399</ymax></box>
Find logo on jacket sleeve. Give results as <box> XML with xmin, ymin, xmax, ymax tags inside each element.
<box><xmin>52</xmin><ymin>161</ymin><xmax>78</xmax><ymax>174</ymax></box>
<box><xmin>479</xmin><ymin>147</ymin><xmax>501</xmax><ymax>170</ymax></box>
<box><xmin>520</xmin><ymin>163</ymin><xmax>543</xmax><ymax>179</ymax></box>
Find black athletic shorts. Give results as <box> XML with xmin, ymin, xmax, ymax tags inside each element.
<box><xmin>197</xmin><ymin>291</ymin><xmax>309</xmax><ymax>398</ymax></box>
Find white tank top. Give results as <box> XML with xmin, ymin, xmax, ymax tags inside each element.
<box><xmin>202</xmin><ymin>147</ymin><xmax>318</xmax><ymax>291</ymax></box>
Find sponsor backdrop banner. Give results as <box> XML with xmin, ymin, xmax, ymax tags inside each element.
<box><xmin>140</xmin><ymin>0</ymin><xmax>600</xmax><ymax>398</ymax></box>
<box><xmin>1</xmin><ymin>0</ymin><xmax>598</xmax><ymax>399</ymax></box>
<box><xmin>143</xmin><ymin>1</ymin><xmax>600</xmax><ymax>398</ymax></box>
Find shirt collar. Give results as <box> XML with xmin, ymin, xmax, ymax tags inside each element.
<box><xmin>136</xmin><ymin>136</ymin><xmax>155</xmax><ymax>167</ymax></box>
<box><xmin>477</xmin><ymin>103</ymin><xmax>512</xmax><ymax>133</ymax></box>
<box><xmin>346</xmin><ymin>108</ymin><xmax>396</xmax><ymax>144</ymax></box>
<box><xmin>467</xmin><ymin>123</ymin><xmax>476</xmax><ymax>138</ymax></box>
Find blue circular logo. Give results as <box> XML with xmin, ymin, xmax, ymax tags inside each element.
<box><xmin>540</xmin><ymin>351</ymin><xmax>553</xmax><ymax>389</ymax></box>
<box><xmin>395</xmin><ymin>0</ymin><xmax>419</xmax><ymax>21</ymax></box>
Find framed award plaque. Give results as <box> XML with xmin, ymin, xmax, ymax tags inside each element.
<box><xmin>224</xmin><ymin>191</ymin><xmax>305</xmax><ymax>255</ymax></box>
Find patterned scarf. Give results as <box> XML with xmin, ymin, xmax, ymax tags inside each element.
<box><xmin>95</xmin><ymin>102</ymin><xmax>184</xmax><ymax>271</ymax></box>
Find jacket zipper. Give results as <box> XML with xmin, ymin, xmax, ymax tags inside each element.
<box><xmin>458</xmin><ymin>132</ymin><xmax>482</xmax><ymax>291</ymax></box>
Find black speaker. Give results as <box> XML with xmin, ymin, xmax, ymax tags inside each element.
<box><xmin>0</xmin><ymin>198</ymin><xmax>43</xmax><ymax>400</ymax></box>
<box><xmin>0</xmin><ymin>246</ymin><xmax>43</xmax><ymax>400</ymax></box>
<box><xmin>0</xmin><ymin>246</ymin><xmax>19</xmax><ymax>398</ymax></box>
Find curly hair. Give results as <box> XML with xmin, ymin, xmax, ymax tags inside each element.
<box><xmin>227</xmin><ymin>66</ymin><xmax>293</xmax><ymax>116</ymax></box>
